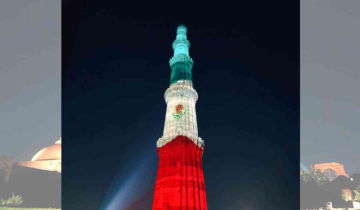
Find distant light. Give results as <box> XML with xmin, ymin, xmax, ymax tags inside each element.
<box><xmin>351</xmin><ymin>178</ymin><xmax>354</xmax><ymax>181</ymax></box>
<box><xmin>300</xmin><ymin>162</ymin><xmax>309</xmax><ymax>171</ymax></box>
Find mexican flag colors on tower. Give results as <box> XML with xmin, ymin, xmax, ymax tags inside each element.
<box><xmin>152</xmin><ymin>25</ymin><xmax>208</xmax><ymax>210</ymax></box>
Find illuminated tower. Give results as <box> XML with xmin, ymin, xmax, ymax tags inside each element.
<box><xmin>152</xmin><ymin>25</ymin><xmax>207</xmax><ymax>210</ymax></box>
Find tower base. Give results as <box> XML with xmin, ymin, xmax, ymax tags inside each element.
<box><xmin>152</xmin><ymin>135</ymin><xmax>207</xmax><ymax>210</ymax></box>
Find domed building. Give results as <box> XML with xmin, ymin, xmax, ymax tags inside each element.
<box><xmin>17</xmin><ymin>137</ymin><xmax>61</xmax><ymax>173</ymax></box>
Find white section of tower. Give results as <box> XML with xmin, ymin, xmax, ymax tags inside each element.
<box><xmin>157</xmin><ymin>25</ymin><xmax>204</xmax><ymax>148</ymax></box>
<box><xmin>157</xmin><ymin>82</ymin><xmax>204</xmax><ymax>148</ymax></box>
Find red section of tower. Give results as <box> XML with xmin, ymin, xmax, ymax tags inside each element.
<box><xmin>152</xmin><ymin>136</ymin><xmax>207</xmax><ymax>210</ymax></box>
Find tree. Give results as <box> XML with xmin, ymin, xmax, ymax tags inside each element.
<box><xmin>300</xmin><ymin>169</ymin><xmax>331</xmax><ymax>209</ymax></box>
<box><xmin>300</xmin><ymin>169</ymin><xmax>329</xmax><ymax>186</ymax></box>
<box><xmin>354</xmin><ymin>186</ymin><xmax>360</xmax><ymax>202</ymax></box>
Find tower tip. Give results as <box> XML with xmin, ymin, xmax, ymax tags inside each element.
<box><xmin>177</xmin><ymin>24</ymin><xmax>187</xmax><ymax>34</ymax></box>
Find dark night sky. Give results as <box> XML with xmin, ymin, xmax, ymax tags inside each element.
<box><xmin>63</xmin><ymin>1</ymin><xmax>299</xmax><ymax>210</ymax></box>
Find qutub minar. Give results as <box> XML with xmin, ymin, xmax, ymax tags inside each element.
<box><xmin>152</xmin><ymin>25</ymin><xmax>207</xmax><ymax>209</ymax></box>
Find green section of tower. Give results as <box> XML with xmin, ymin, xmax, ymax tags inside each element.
<box><xmin>170</xmin><ymin>58</ymin><xmax>193</xmax><ymax>85</ymax></box>
<box><xmin>169</xmin><ymin>25</ymin><xmax>194</xmax><ymax>86</ymax></box>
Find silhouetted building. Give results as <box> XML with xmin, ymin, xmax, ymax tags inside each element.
<box><xmin>0</xmin><ymin>137</ymin><xmax>61</xmax><ymax>208</ymax></box>
<box><xmin>313</xmin><ymin>162</ymin><xmax>349</xmax><ymax>181</ymax></box>
<box><xmin>0</xmin><ymin>165</ymin><xmax>60</xmax><ymax>208</ymax></box>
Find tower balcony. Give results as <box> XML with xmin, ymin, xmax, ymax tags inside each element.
<box><xmin>169</xmin><ymin>54</ymin><xmax>194</xmax><ymax>67</ymax></box>
<box><xmin>164</xmin><ymin>85</ymin><xmax>198</xmax><ymax>104</ymax></box>
<box><xmin>172</xmin><ymin>39</ymin><xmax>190</xmax><ymax>50</ymax></box>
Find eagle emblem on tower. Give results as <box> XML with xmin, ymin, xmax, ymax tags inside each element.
<box><xmin>173</xmin><ymin>104</ymin><xmax>186</xmax><ymax>121</ymax></box>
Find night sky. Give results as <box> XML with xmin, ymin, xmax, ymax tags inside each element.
<box><xmin>62</xmin><ymin>1</ymin><xmax>300</xmax><ymax>210</ymax></box>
